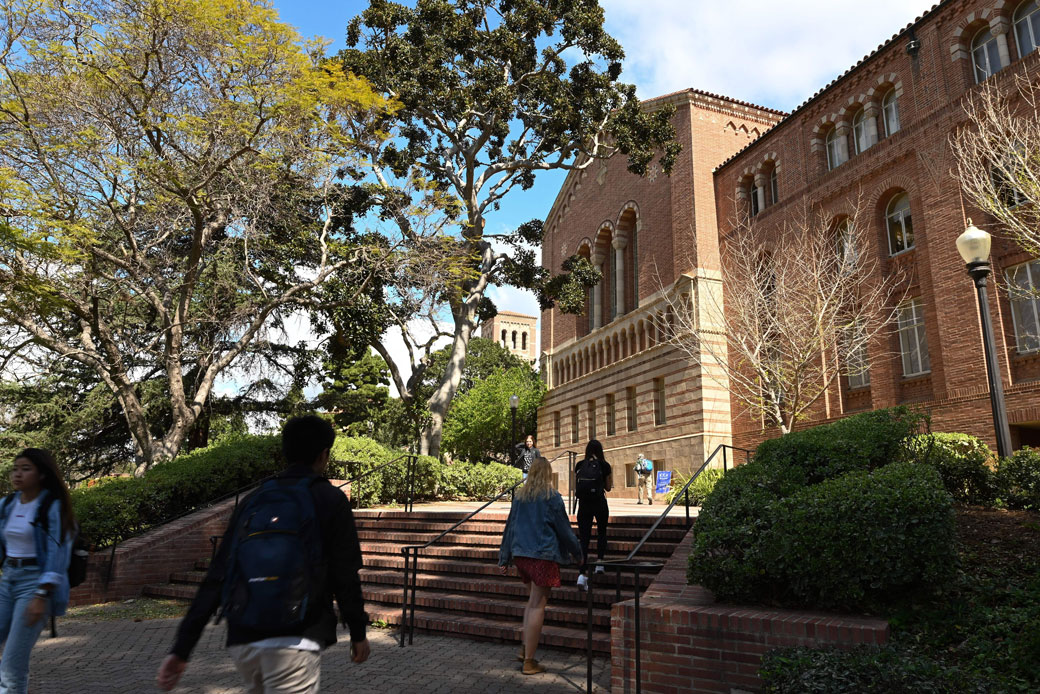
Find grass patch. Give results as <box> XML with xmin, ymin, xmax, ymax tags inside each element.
<box><xmin>64</xmin><ymin>598</ymin><xmax>189</xmax><ymax>622</ymax></box>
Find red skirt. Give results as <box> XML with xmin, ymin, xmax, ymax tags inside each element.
<box><xmin>513</xmin><ymin>557</ymin><xmax>562</xmax><ymax>588</ymax></box>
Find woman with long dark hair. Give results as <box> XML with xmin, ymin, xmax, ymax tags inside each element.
<box><xmin>0</xmin><ymin>448</ymin><xmax>75</xmax><ymax>693</ymax></box>
<box><xmin>574</xmin><ymin>439</ymin><xmax>612</xmax><ymax>590</ymax></box>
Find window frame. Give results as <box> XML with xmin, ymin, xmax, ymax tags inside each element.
<box><xmin>769</xmin><ymin>167</ymin><xmax>778</xmax><ymax>205</ymax></box>
<box><xmin>626</xmin><ymin>386</ymin><xmax>637</xmax><ymax>432</ymax></box>
<box><xmin>897</xmin><ymin>298</ymin><xmax>931</xmax><ymax>377</ymax></box>
<box><xmin>852</xmin><ymin>108</ymin><xmax>870</xmax><ymax>155</ymax></box>
<box><xmin>882</xmin><ymin>89</ymin><xmax>900</xmax><ymax>137</ymax></box>
<box><xmin>972</xmin><ymin>26</ymin><xmax>1003</xmax><ymax>83</ymax></box>
<box><xmin>570</xmin><ymin>405</ymin><xmax>579</xmax><ymax>444</ymax></box>
<box><xmin>886</xmin><ymin>193</ymin><xmax>915</xmax><ymax>256</ymax></box>
<box><xmin>1015</xmin><ymin>1</ymin><xmax>1040</xmax><ymax>57</ymax></box>
<box><xmin>653</xmin><ymin>377</ymin><xmax>666</xmax><ymax>426</ymax></box>
<box><xmin>1007</xmin><ymin>260</ymin><xmax>1040</xmax><ymax>354</ymax></box>
<box><xmin>825</xmin><ymin>127</ymin><xmax>842</xmax><ymax>170</ymax></box>
<box><xmin>553</xmin><ymin>411</ymin><xmax>561</xmax><ymax>447</ymax></box>
<box><xmin>606</xmin><ymin>393</ymin><xmax>616</xmax><ymax>436</ymax></box>
<box><xmin>750</xmin><ymin>180</ymin><xmax>760</xmax><ymax>216</ymax></box>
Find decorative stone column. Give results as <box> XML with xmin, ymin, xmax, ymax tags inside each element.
<box><xmin>834</xmin><ymin>121</ymin><xmax>851</xmax><ymax>166</ymax></box>
<box><xmin>991</xmin><ymin>17</ymin><xmax>1011</xmax><ymax>69</ymax></box>
<box><xmin>592</xmin><ymin>249</ymin><xmax>605</xmax><ymax>330</ymax></box>
<box><xmin>863</xmin><ymin>102</ymin><xmax>880</xmax><ymax>148</ymax></box>
<box><xmin>753</xmin><ymin>173</ymin><xmax>768</xmax><ymax>211</ymax></box>
<box><xmin>612</xmin><ymin>236</ymin><xmax>627</xmax><ymax>320</ymax></box>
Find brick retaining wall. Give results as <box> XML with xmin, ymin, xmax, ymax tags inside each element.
<box><xmin>609</xmin><ymin>528</ymin><xmax>889</xmax><ymax>694</ymax></box>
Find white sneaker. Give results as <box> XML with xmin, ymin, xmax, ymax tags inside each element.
<box><xmin>594</xmin><ymin>565</ymin><xmax>606</xmax><ymax>575</ymax></box>
<box><xmin>576</xmin><ymin>573</ymin><xmax>588</xmax><ymax>590</ymax></box>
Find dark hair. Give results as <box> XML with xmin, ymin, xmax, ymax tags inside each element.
<box><xmin>525</xmin><ymin>433</ymin><xmax>536</xmax><ymax>442</ymax></box>
<box><xmin>281</xmin><ymin>415</ymin><xmax>336</xmax><ymax>466</ymax></box>
<box><xmin>585</xmin><ymin>439</ymin><xmax>606</xmax><ymax>462</ymax></box>
<box><xmin>15</xmin><ymin>448</ymin><xmax>76</xmax><ymax>537</ymax></box>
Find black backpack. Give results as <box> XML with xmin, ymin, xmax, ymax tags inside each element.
<box><xmin>219</xmin><ymin>476</ymin><xmax>323</xmax><ymax>631</ymax></box>
<box><xmin>0</xmin><ymin>493</ymin><xmax>88</xmax><ymax>588</ymax></box>
<box><xmin>575</xmin><ymin>458</ymin><xmax>606</xmax><ymax>499</ymax></box>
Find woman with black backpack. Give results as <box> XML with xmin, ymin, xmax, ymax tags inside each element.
<box><xmin>0</xmin><ymin>448</ymin><xmax>75</xmax><ymax>694</ymax></box>
<box><xmin>574</xmin><ymin>439</ymin><xmax>612</xmax><ymax>590</ymax></box>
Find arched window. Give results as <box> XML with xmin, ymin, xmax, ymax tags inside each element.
<box><xmin>750</xmin><ymin>180</ymin><xmax>761</xmax><ymax>216</ymax></box>
<box><xmin>511</xmin><ymin>330</ymin><xmax>517</xmax><ymax>349</ymax></box>
<box><xmin>882</xmin><ymin>89</ymin><xmax>900</xmax><ymax>137</ymax></box>
<box><xmin>769</xmin><ymin>166</ymin><xmax>779</xmax><ymax>205</ymax></box>
<box><xmin>825</xmin><ymin>127</ymin><xmax>843</xmax><ymax>170</ymax></box>
<box><xmin>852</xmin><ymin>109</ymin><xmax>871</xmax><ymax>155</ymax></box>
<box><xmin>521</xmin><ymin>332</ymin><xmax>527</xmax><ymax>351</ymax></box>
<box><xmin>501</xmin><ymin>329</ymin><xmax>507</xmax><ymax>346</ymax></box>
<box><xmin>972</xmin><ymin>27</ymin><xmax>1003</xmax><ymax>83</ymax></box>
<box><xmin>1016</xmin><ymin>1</ymin><xmax>1040</xmax><ymax>56</ymax></box>
<box><xmin>886</xmin><ymin>193</ymin><xmax>914</xmax><ymax>255</ymax></box>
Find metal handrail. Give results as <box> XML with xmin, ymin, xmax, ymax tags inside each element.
<box><xmin>396</xmin><ymin>449</ymin><xmax>574</xmax><ymax>647</ymax></box>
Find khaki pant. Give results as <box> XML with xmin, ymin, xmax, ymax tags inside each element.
<box><xmin>637</xmin><ymin>475</ymin><xmax>653</xmax><ymax>503</ymax></box>
<box><xmin>229</xmin><ymin>645</ymin><xmax>321</xmax><ymax>694</ymax></box>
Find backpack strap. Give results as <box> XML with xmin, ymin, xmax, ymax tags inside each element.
<box><xmin>0</xmin><ymin>493</ymin><xmax>15</xmax><ymax>520</ymax></box>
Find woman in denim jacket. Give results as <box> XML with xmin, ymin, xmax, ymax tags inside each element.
<box><xmin>498</xmin><ymin>456</ymin><xmax>581</xmax><ymax>675</ymax></box>
<box><xmin>0</xmin><ymin>449</ymin><xmax>75</xmax><ymax>694</ymax></box>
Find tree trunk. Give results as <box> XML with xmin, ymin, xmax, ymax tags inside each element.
<box><xmin>422</xmin><ymin>315</ymin><xmax>475</xmax><ymax>457</ymax></box>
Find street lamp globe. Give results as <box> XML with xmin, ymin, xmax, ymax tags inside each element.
<box><xmin>956</xmin><ymin>220</ymin><xmax>992</xmax><ymax>265</ymax></box>
<box><xmin>509</xmin><ymin>394</ymin><xmax>519</xmax><ymax>410</ymax></box>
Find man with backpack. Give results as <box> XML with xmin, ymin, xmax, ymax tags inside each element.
<box><xmin>635</xmin><ymin>453</ymin><xmax>654</xmax><ymax>505</ymax></box>
<box><xmin>157</xmin><ymin>415</ymin><xmax>369</xmax><ymax>693</ymax></box>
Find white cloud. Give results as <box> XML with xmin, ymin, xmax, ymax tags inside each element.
<box><xmin>602</xmin><ymin>0</ymin><xmax>938</xmax><ymax>110</ymax></box>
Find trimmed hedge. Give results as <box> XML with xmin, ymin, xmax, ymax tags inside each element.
<box><xmin>905</xmin><ymin>433</ymin><xmax>995</xmax><ymax>505</ymax></box>
<box><xmin>688</xmin><ymin>408</ymin><xmax>956</xmax><ymax>611</ymax></box>
<box><xmin>72</xmin><ymin>434</ymin><xmax>283</xmax><ymax>548</ymax></box>
<box><xmin>760</xmin><ymin>646</ymin><xmax>985</xmax><ymax>694</ymax></box>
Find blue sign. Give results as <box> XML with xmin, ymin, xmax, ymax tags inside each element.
<box><xmin>655</xmin><ymin>470</ymin><xmax>672</xmax><ymax>495</ymax></box>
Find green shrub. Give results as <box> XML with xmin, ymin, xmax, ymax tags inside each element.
<box><xmin>765</xmin><ymin>463</ymin><xmax>956</xmax><ymax>610</ymax></box>
<box><xmin>760</xmin><ymin>646</ymin><xmax>988</xmax><ymax>694</ymax></box>
<box><xmin>995</xmin><ymin>448</ymin><xmax>1040</xmax><ymax>510</ymax></box>
<box><xmin>665</xmin><ymin>467</ymin><xmax>725</xmax><ymax>507</ymax></box>
<box><xmin>688</xmin><ymin>408</ymin><xmax>955</xmax><ymax>611</ymax></box>
<box><xmin>72</xmin><ymin>434</ymin><xmax>283</xmax><ymax>547</ymax></box>
<box><xmin>904</xmin><ymin>433</ymin><xmax>995</xmax><ymax>505</ymax></box>
<box><xmin>462</xmin><ymin>462</ymin><xmax>522</xmax><ymax>500</ymax></box>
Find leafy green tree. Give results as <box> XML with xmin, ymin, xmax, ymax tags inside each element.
<box><xmin>338</xmin><ymin>0</ymin><xmax>680</xmax><ymax>456</ymax></box>
<box><xmin>316</xmin><ymin>348</ymin><xmax>392</xmax><ymax>435</ymax></box>
<box><xmin>0</xmin><ymin>0</ymin><xmax>396</xmax><ymax>471</ymax></box>
<box><xmin>442</xmin><ymin>366</ymin><xmax>545</xmax><ymax>464</ymax></box>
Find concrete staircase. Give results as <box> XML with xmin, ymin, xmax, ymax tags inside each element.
<box><xmin>143</xmin><ymin>509</ymin><xmax>690</xmax><ymax>653</ymax></box>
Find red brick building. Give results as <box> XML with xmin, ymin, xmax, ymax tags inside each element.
<box><xmin>538</xmin><ymin>0</ymin><xmax>1040</xmax><ymax>491</ymax></box>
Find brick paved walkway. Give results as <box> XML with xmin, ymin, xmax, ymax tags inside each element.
<box><xmin>32</xmin><ymin>619</ymin><xmax>610</xmax><ymax>694</ymax></box>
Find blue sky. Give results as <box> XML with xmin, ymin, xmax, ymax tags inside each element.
<box><xmin>271</xmin><ymin>0</ymin><xmax>938</xmax><ymax>330</ymax></box>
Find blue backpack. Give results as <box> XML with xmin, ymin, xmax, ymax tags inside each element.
<box><xmin>220</xmin><ymin>476</ymin><xmax>322</xmax><ymax>631</ymax></box>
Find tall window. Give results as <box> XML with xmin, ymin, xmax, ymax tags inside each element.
<box><xmin>750</xmin><ymin>181</ymin><xmax>760</xmax><ymax>216</ymax></box>
<box><xmin>825</xmin><ymin>127</ymin><xmax>843</xmax><ymax>170</ymax></box>
<box><xmin>852</xmin><ymin>109</ymin><xmax>870</xmax><ymax>154</ymax></box>
<box><xmin>846</xmin><ymin>321</ymin><xmax>871</xmax><ymax>389</ymax></box>
<box><xmin>501</xmin><ymin>329</ymin><xmax>507</xmax><ymax>346</ymax></box>
<box><xmin>626</xmin><ymin>386</ymin><xmax>637</xmax><ymax>432</ymax></box>
<box><xmin>1008</xmin><ymin>260</ymin><xmax>1040</xmax><ymax>353</ymax></box>
<box><xmin>511</xmin><ymin>330</ymin><xmax>517</xmax><ymax>349</ymax></box>
<box><xmin>653</xmin><ymin>377</ymin><xmax>666</xmax><ymax>426</ymax></box>
<box><xmin>1016</xmin><ymin>1</ymin><xmax>1040</xmax><ymax>57</ymax></box>
<box><xmin>886</xmin><ymin>193</ymin><xmax>914</xmax><ymax>255</ymax></box>
<box><xmin>882</xmin><ymin>89</ymin><xmax>901</xmax><ymax>137</ymax></box>
<box><xmin>769</xmin><ymin>167</ymin><xmax>779</xmax><ymax>205</ymax></box>
<box><xmin>521</xmin><ymin>332</ymin><xmax>527</xmax><ymax>351</ymax></box>
<box><xmin>972</xmin><ymin>27</ymin><xmax>1003</xmax><ymax>83</ymax></box>
<box><xmin>898</xmin><ymin>299</ymin><xmax>931</xmax><ymax>376</ymax></box>
<box><xmin>606</xmin><ymin>393</ymin><xmax>616</xmax><ymax>436</ymax></box>
<box><xmin>587</xmin><ymin>399</ymin><xmax>596</xmax><ymax>440</ymax></box>
<box><xmin>553</xmin><ymin>411</ymin><xmax>561</xmax><ymax>447</ymax></box>
<box><xmin>835</xmin><ymin>219</ymin><xmax>859</xmax><ymax>268</ymax></box>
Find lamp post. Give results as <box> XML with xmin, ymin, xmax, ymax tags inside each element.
<box><xmin>509</xmin><ymin>394</ymin><xmax>520</xmax><ymax>468</ymax></box>
<box><xmin>956</xmin><ymin>221</ymin><xmax>1013</xmax><ymax>458</ymax></box>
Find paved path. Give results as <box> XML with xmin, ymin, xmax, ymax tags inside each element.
<box><xmin>33</xmin><ymin>619</ymin><xmax>611</xmax><ymax>694</ymax></box>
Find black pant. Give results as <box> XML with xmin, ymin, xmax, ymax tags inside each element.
<box><xmin>577</xmin><ymin>495</ymin><xmax>609</xmax><ymax>573</ymax></box>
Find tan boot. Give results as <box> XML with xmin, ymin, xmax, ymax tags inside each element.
<box><xmin>516</xmin><ymin>647</ymin><xmax>525</xmax><ymax>662</ymax></box>
<box><xmin>522</xmin><ymin>658</ymin><xmax>546</xmax><ymax>675</ymax></box>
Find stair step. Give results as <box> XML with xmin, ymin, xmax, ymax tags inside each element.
<box><xmin>365</xmin><ymin>605</ymin><xmax>611</xmax><ymax>654</ymax></box>
<box><xmin>357</xmin><ymin>530</ymin><xmax>681</xmax><ymax>553</ymax></box>
<box><xmin>353</xmin><ymin>519</ymin><xmax>689</xmax><ymax>541</ymax></box>
<box><xmin>358</xmin><ymin>569</ymin><xmax>621</xmax><ymax>606</ymax></box>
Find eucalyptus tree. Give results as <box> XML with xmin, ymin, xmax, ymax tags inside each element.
<box><xmin>340</xmin><ymin>0</ymin><xmax>680</xmax><ymax>455</ymax></box>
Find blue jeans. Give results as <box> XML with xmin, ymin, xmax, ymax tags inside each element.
<box><xmin>0</xmin><ymin>565</ymin><xmax>48</xmax><ymax>694</ymax></box>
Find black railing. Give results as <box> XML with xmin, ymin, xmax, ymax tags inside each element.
<box><xmin>207</xmin><ymin>453</ymin><xmax>418</xmax><ymax>562</ymax></box>
<box><xmin>582</xmin><ymin>442</ymin><xmax>753</xmax><ymax>693</ymax></box>
<box><xmin>565</xmin><ymin>450</ymin><xmax>580</xmax><ymax>514</ymax></box>
<box><xmin>396</xmin><ymin>450</ymin><xmax>575</xmax><ymax>647</ymax></box>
